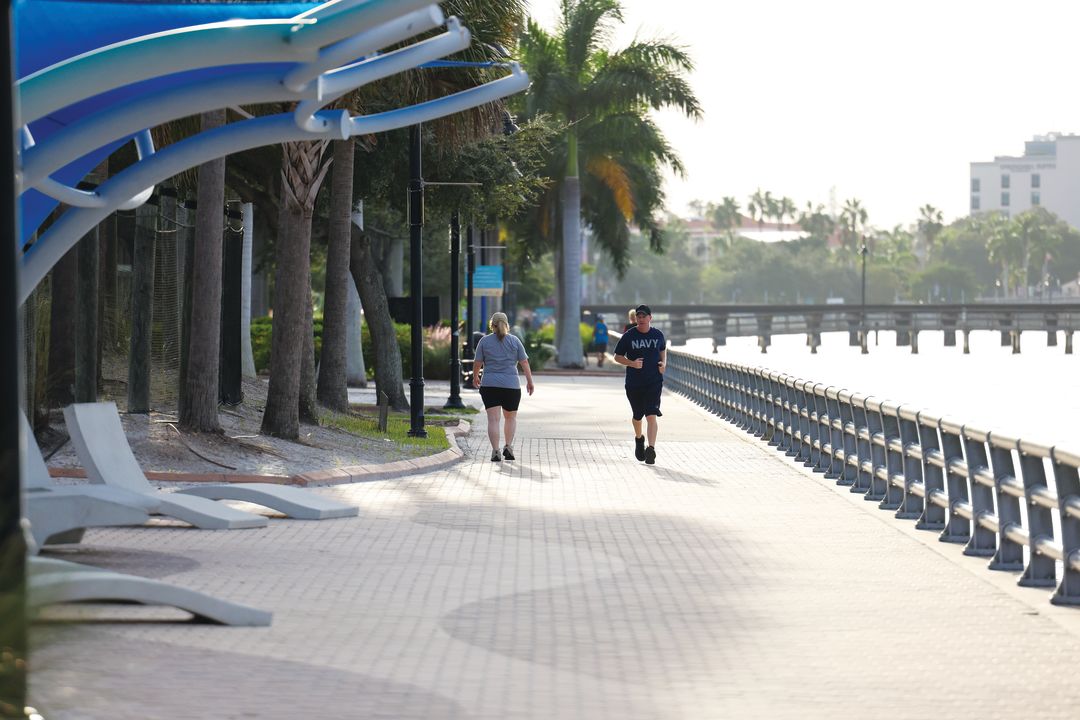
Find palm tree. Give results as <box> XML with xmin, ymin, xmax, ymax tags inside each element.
<box><xmin>710</xmin><ymin>196</ymin><xmax>741</xmax><ymax>249</ymax></box>
<box><xmin>747</xmin><ymin>189</ymin><xmax>770</xmax><ymax>234</ymax></box>
<box><xmin>798</xmin><ymin>201</ymin><xmax>835</xmax><ymax>243</ymax></box>
<box><xmin>776</xmin><ymin>196</ymin><xmax>797</xmax><ymax>233</ymax></box>
<box><xmin>179</xmin><ymin>110</ymin><xmax>226</xmax><ymax>432</ymax></box>
<box><xmin>519</xmin><ymin>0</ymin><xmax>701</xmax><ymax>366</ymax></box>
<box><xmin>839</xmin><ymin>198</ymin><xmax>869</xmax><ymax>255</ymax></box>
<box><xmin>985</xmin><ymin>211</ymin><xmax>1021</xmax><ymax>297</ymax></box>
<box><xmin>917</xmin><ymin>203</ymin><xmax>944</xmax><ymax>264</ymax></box>
<box><xmin>261</xmin><ymin>139</ymin><xmax>333</xmax><ymax>438</ymax></box>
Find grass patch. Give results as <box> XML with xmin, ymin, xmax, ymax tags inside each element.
<box><xmin>424</xmin><ymin>405</ymin><xmax>479</xmax><ymax>416</ymax></box>
<box><xmin>321</xmin><ymin>410</ymin><xmax>450</xmax><ymax>452</ymax></box>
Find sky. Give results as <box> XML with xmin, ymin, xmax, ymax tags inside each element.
<box><xmin>525</xmin><ymin>0</ymin><xmax>1080</xmax><ymax>229</ymax></box>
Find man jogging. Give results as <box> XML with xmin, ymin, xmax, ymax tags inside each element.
<box><xmin>613</xmin><ymin>304</ymin><xmax>666</xmax><ymax>465</ymax></box>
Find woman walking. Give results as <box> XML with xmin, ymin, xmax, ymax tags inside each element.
<box><xmin>472</xmin><ymin>312</ymin><xmax>535</xmax><ymax>462</ymax></box>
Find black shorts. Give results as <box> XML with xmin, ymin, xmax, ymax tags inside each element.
<box><xmin>625</xmin><ymin>383</ymin><xmax>663</xmax><ymax>421</ymax></box>
<box><xmin>479</xmin><ymin>386</ymin><xmax>522</xmax><ymax>412</ymax></box>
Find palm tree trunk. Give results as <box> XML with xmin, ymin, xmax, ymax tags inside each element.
<box><xmin>559</xmin><ymin>176</ymin><xmax>584</xmax><ymax>367</ymax></box>
<box><xmin>350</xmin><ymin>229</ymin><xmax>408</xmax><ymax>411</ymax></box>
<box><xmin>262</xmin><ymin>140</ymin><xmax>331</xmax><ymax>438</ymax></box>
<box><xmin>299</xmin><ymin>271</ymin><xmax>318</xmax><ymax>423</ymax></box>
<box><xmin>316</xmin><ymin>138</ymin><xmax>353</xmax><ymax>412</ymax></box>
<box><xmin>262</xmin><ymin>205</ymin><xmax>307</xmax><ymax>437</ymax></box>
<box><xmin>179</xmin><ymin>109</ymin><xmax>225</xmax><ymax>432</ymax></box>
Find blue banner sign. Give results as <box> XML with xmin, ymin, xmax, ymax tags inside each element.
<box><xmin>473</xmin><ymin>264</ymin><xmax>503</xmax><ymax>297</ymax></box>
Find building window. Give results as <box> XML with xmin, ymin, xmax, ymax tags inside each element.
<box><xmin>971</xmin><ymin>178</ymin><xmax>980</xmax><ymax>192</ymax></box>
<box><xmin>1001</xmin><ymin>191</ymin><xmax>1010</xmax><ymax>206</ymax></box>
<box><xmin>1032</xmin><ymin>173</ymin><xmax>1041</xmax><ymax>188</ymax></box>
<box><xmin>1032</xmin><ymin>191</ymin><xmax>1040</xmax><ymax>206</ymax></box>
<box><xmin>971</xmin><ymin>195</ymin><xmax>980</xmax><ymax>211</ymax></box>
<box><xmin>1001</xmin><ymin>174</ymin><xmax>1010</xmax><ymax>189</ymax></box>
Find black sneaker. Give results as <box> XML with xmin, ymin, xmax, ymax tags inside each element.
<box><xmin>502</xmin><ymin>446</ymin><xmax>515</xmax><ymax>461</ymax></box>
<box><xmin>491</xmin><ymin>450</ymin><xmax>501</xmax><ymax>462</ymax></box>
<box><xmin>634</xmin><ymin>436</ymin><xmax>646</xmax><ymax>461</ymax></box>
<box><xmin>644</xmin><ymin>446</ymin><xmax>656</xmax><ymax>465</ymax></box>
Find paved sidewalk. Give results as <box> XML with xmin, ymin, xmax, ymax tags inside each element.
<box><xmin>28</xmin><ymin>376</ymin><xmax>1080</xmax><ymax>719</ymax></box>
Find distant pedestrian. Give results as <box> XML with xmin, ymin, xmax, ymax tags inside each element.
<box><xmin>591</xmin><ymin>315</ymin><xmax>609</xmax><ymax>367</ymax></box>
<box><xmin>623</xmin><ymin>307</ymin><xmax>637</xmax><ymax>332</ymax></box>
<box><xmin>473</xmin><ymin>312</ymin><xmax>535</xmax><ymax>462</ymax></box>
<box><xmin>613</xmin><ymin>304</ymin><xmax>666</xmax><ymax>465</ymax></box>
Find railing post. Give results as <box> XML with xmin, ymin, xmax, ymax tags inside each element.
<box><xmin>794</xmin><ymin>380</ymin><xmax>812</xmax><ymax>462</ymax></box>
<box><xmin>824</xmin><ymin>387</ymin><xmax>845</xmax><ymax>479</ymax></box>
<box><xmin>878</xmin><ymin>401</ymin><xmax>904</xmax><ymax>510</ymax></box>
<box><xmin>987</xmin><ymin>436</ymin><xmax>1024</xmax><ymax>571</ymax></box>
<box><xmin>766</xmin><ymin>372</ymin><xmax>783</xmax><ymax>446</ymax></box>
<box><xmin>864</xmin><ymin>398</ymin><xmax>887</xmax><ymax>502</ymax></box>
<box><xmin>1065</xmin><ymin>330</ymin><xmax>1073</xmax><ymax>355</ymax></box>
<box><xmin>809</xmin><ymin>383</ymin><xmax>828</xmax><ymax>471</ymax></box>
<box><xmin>961</xmin><ymin>427</ymin><xmax>996</xmax><ymax>557</ymax></box>
<box><xmin>915</xmin><ymin>413</ymin><xmax>947</xmax><ymax>531</ymax></box>
<box><xmin>851</xmin><ymin>394</ymin><xmax>874</xmax><ymax>495</ymax></box>
<box><xmin>896</xmin><ymin>407</ymin><xmax>923</xmax><ymax>520</ymax></box>
<box><xmin>1017</xmin><ymin>442</ymin><xmax>1056</xmax><ymax>588</ymax></box>
<box><xmin>1050</xmin><ymin>447</ymin><xmax>1080</xmax><ymax>605</ymax></box>
<box><xmin>938</xmin><ymin>419</ymin><xmax>971</xmax><ymax>544</ymax></box>
<box><xmin>837</xmin><ymin>390</ymin><xmax>858</xmax><ymax>486</ymax></box>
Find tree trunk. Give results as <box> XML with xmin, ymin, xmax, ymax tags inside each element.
<box><xmin>179</xmin><ymin>109</ymin><xmax>226</xmax><ymax>432</ymax></box>
<box><xmin>127</xmin><ymin>203</ymin><xmax>156</xmax><ymax>413</ymax></box>
<box><xmin>262</xmin><ymin>140</ymin><xmax>331</xmax><ymax>438</ymax></box>
<box><xmin>46</xmin><ymin>247</ymin><xmax>77</xmax><ymax>407</ymax></box>
<box><xmin>559</xmin><ymin>176</ymin><xmax>584</xmax><ymax>367</ymax></box>
<box><xmin>316</xmin><ymin>138</ymin><xmax>353</xmax><ymax>411</ymax></box>
<box><xmin>298</xmin><ymin>272</ymin><xmax>318</xmax><ymax>423</ymax></box>
<box><xmin>350</xmin><ymin>228</ymin><xmax>408</xmax><ymax>411</ymax></box>
<box><xmin>262</xmin><ymin>207</ymin><xmax>306</xmax><ymax>437</ymax></box>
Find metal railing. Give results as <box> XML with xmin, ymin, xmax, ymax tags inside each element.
<box><xmin>665</xmin><ymin>347</ymin><xmax>1080</xmax><ymax>606</ymax></box>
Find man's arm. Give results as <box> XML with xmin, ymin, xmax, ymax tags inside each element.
<box><xmin>614</xmin><ymin>353</ymin><xmax>643</xmax><ymax>369</ymax></box>
<box><xmin>658</xmin><ymin>348</ymin><xmax>667</xmax><ymax>374</ymax></box>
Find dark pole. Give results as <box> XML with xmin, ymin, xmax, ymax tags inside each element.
<box><xmin>444</xmin><ymin>211</ymin><xmax>465</xmax><ymax>408</ymax></box>
<box><xmin>1</xmin><ymin>0</ymin><xmax>29</xmax><ymax>713</ymax></box>
<box><xmin>860</xmin><ymin>241</ymin><xmax>868</xmax><ymax>355</ymax></box>
<box><xmin>465</xmin><ymin>223</ymin><xmax>475</xmax><ymax>363</ymax></box>
<box><xmin>407</xmin><ymin>124</ymin><xmax>427</xmax><ymax>437</ymax></box>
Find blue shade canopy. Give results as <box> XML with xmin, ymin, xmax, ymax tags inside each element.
<box><xmin>14</xmin><ymin>0</ymin><xmax>313</xmax><ymax>240</ymax></box>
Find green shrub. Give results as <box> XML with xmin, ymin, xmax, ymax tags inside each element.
<box><xmin>361</xmin><ymin>322</ymin><xmax>451</xmax><ymax>380</ymax></box>
<box><xmin>532</xmin><ymin>322</ymin><xmax>594</xmax><ymax>350</ymax></box>
<box><xmin>522</xmin><ymin>331</ymin><xmax>554</xmax><ymax>370</ymax></box>
<box><xmin>250</xmin><ymin>315</ymin><xmax>324</xmax><ymax>375</ymax></box>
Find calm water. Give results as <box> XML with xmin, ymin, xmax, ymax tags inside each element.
<box><xmin>679</xmin><ymin>330</ymin><xmax>1080</xmax><ymax>450</ymax></box>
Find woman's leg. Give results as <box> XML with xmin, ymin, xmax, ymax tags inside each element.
<box><xmin>503</xmin><ymin>410</ymin><xmax>517</xmax><ymax>448</ymax></box>
<box><xmin>486</xmin><ymin>407</ymin><xmax>502</xmax><ymax>451</ymax></box>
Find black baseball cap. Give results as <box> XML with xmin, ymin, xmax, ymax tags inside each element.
<box><xmin>634</xmin><ymin>304</ymin><xmax>651</xmax><ymax>316</ymax></box>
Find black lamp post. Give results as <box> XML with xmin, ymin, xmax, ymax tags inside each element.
<box><xmin>859</xmin><ymin>241</ymin><xmax>869</xmax><ymax>354</ymax></box>
<box><xmin>1</xmin><ymin>1</ymin><xmax>28</xmax><ymax>710</ymax></box>
<box><xmin>407</xmin><ymin>124</ymin><xmax>427</xmax><ymax>437</ymax></box>
<box><xmin>444</xmin><ymin>211</ymin><xmax>466</xmax><ymax>409</ymax></box>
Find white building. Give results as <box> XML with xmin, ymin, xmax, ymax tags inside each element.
<box><xmin>970</xmin><ymin>133</ymin><xmax>1080</xmax><ymax>229</ymax></box>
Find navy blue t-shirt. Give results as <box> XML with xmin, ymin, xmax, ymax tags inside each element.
<box><xmin>614</xmin><ymin>327</ymin><xmax>666</xmax><ymax>389</ymax></box>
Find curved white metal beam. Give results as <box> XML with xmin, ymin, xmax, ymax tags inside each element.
<box><xmin>17</xmin><ymin>0</ymin><xmax>434</xmax><ymax>124</ymax></box>
<box><xmin>294</xmin><ymin>19</ymin><xmax>470</xmax><ymax>132</ymax></box>
<box><xmin>21</xmin><ymin>66</ymin><xmax>530</xmax><ymax>304</ymax></box>
<box><xmin>22</xmin><ymin>21</ymin><xmax>470</xmax><ymax>189</ymax></box>
<box><xmin>282</xmin><ymin>4</ymin><xmax>443</xmax><ymax>92</ymax></box>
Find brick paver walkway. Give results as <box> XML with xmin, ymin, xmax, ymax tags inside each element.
<box><xmin>28</xmin><ymin>376</ymin><xmax>1080</xmax><ymax>719</ymax></box>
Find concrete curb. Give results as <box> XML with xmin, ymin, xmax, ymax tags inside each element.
<box><xmin>48</xmin><ymin>420</ymin><xmax>472</xmax><ymax>488</ymax></box>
